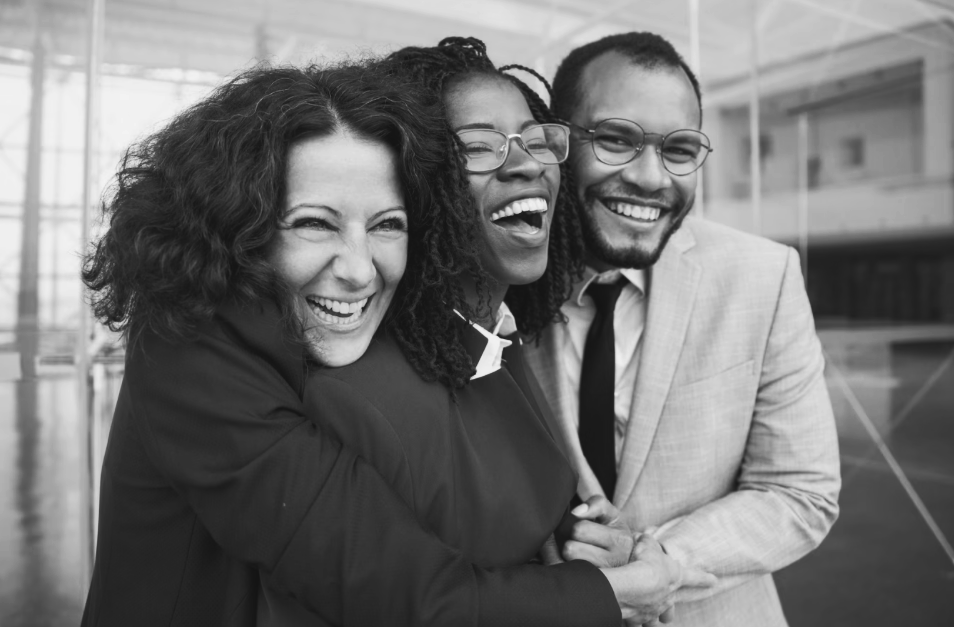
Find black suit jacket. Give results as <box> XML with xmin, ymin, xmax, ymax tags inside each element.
<box><xmin>81</xmin><ymin>302</ymin><xmax>620</xmax><ymax>627</ymax></box>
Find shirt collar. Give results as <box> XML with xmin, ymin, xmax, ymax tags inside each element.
<box><xmin>491</xmin><ymin>300</ymin><xmax>518</xmax><ymax>337</ymax></box>
<box><xmin>454</xmin><ymin>301</ymin><xmax>517</xmax><ymax>380</ymax></box>
<box><xmin>571</xmin><ymin>266</ymin><xmax>647</xmax><ymax>307</ymax></box>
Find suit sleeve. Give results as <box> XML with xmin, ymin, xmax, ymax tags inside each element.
<box><xmin>129</xmin><ymin>326</ymin><xmax>621</xmax><ymax>627</ymax></box>
<box><xmin>652</xmin><ymin>247</ymin><xmax>841</xmax><ymax>602</ymax></box>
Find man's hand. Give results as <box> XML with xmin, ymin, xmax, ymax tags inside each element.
<box><xmin>599</xmin><ymin>535</ymin><xmax>717</xmax><ymax>625</ymax></box>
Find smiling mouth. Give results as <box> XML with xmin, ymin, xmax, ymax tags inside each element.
<box><xmin>306</xmin><ymin>294</ymin><xmax>374</xmax><ymax>325</ymax></box>
<box><xmin>601</xmin><ymin>199</ymin><xmax>667</xmax><ymax>223</ymax></box>
<box><xmin>490</xmin><ymin>197</ymin><xmax>547</xmax><ymax>233</ymax></box>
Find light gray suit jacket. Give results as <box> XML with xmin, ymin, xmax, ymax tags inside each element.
<box><xmin>525</xmin><ymin>217</ymin><xmax>841</xmax><ymax>627</ymax></box>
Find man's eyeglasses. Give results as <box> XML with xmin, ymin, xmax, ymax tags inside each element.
<box><xmin>456</xmin><ymin>123</ymin><xmax>570</xmax><ymax>174</ymax></box>
<box><xmin>571</xmin><ymin>119</ymin><xmax>713</xmax><ymax>176</ymax></box>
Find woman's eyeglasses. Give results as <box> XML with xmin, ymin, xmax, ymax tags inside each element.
<box><xmin>456</xmin><ymin>123</ymin><xmax>570</xmax><ymax>174</ymax></box>
<box><xmin>571</xmin><ymin>118</ymin><xmax>713</xmax><ymax>176</ymax></box>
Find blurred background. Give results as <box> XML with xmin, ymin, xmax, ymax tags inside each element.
<box><xmin>1</xmin><ymin>0</ymin><xmax>953</xmax><ymax>624</ymax></box>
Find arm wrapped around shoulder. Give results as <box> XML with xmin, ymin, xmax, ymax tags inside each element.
<box><xmin>129</xmin><ymin>319</ymin><xmax>622</xmax><ymax>627</ymax></box>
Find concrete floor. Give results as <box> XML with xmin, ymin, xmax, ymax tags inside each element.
<box><xmin>776</xmin><ymin>339</ymin><xmax>954</xmax><ymax>625</ymax></box>
<box><xmin>0</xmin><ymin>333</ymin><xmax>952</xmax><ymax>626</ymax></box>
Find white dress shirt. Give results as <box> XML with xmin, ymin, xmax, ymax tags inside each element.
<box><xmin>562</xmin><ymin>267</ymin><xmax>647</xmax><ymax>462</ymax></box>
<box><xmin>455</xmin><ymin>302</ymin><xmax>518</xmax><ymax>380</ymax></box>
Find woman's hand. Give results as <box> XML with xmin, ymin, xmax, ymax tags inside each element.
<box><xmin>562</xmin><ymin>495</ymin><xmax>717</xmax><ymax>625</ymax></box>
<box><xmin>562</xmin><ymin>495</ymin><xmax>636</xmax><ymax>567</ymax></box>
<box><xmin>571</xmin><ymin>494</ymin><xmax>624</xmax><ymax>525</ymax></box>
<box><xmin>538</xmin><ymin>533</ymin><xmax>564</xmax><ymax>565</ymax></box>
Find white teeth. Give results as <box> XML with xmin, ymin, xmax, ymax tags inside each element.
<box><xmin>309</xmin><ymin>296</ymin><xmax>371</xmax><ymax>324</ymax></box>
<box><xmin>490</xmin><ymin>197</ymin><xmax>548</xmax><ymax>222</ymax></box>
<box><xmin>314</xmin><ymin>307</ymin><xmax>359</xmax><ymax>325</ymax></box>
<box><xmin>607</xmin><ymin>202</ymin><xmax>662</xmax><ymax>222</ymax></box>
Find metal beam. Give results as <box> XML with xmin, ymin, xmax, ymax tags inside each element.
<box><xmin>536</xmin><ymin>0</ymin><xmax>638</xmax><ymax>54</ymax></box>
<box><xmin>797</xmin><ymin>112</ymin><xmax>809</xmax><ymax>282</ymax></box>
<box><xmin>748</xmin><ymin>0</ymin><xmax>761</xmax><ymax>235</ymax></box>
<box><xmin>783</xmin><ymin>0</ymin><xmax>954</xmax><ymax>54</ymax></box>
<box><xmin>13</xmin><ymin>9</ymin><xmax>45</xmax><ymax>617</ymax></box>
<box><xmin>78</xmin><ymin>0</ymin><xmax>105</xmax><ymax>590</ymax></box>
<box><xmin>17</xmin><ymin>26</ymin><xmax>44</xmax><ymax>382</ymax></box>
<box><xmin>688</xmin><ymin>0</ymin><xmax>705</xmax><ymax>219</ymax></box>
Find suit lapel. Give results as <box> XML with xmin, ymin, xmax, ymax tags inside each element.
<box><xmin>503</xmin><ymin>341</ymin><xmax>570</xmax><ymax>462</ymax></box>
<box><xmin>614</xmin><ymin>225</ymin><xmax>702</xmax><ymax>505</ymax></box>
<box><xmin>523</xmin><ymin>330</ymin><xmax>567</xmax><ymax>431</ymax></box>
<box><xmin>524</xmin><ymin>328</ymin><xmax>606</xmax><ymax>499</ymax></box>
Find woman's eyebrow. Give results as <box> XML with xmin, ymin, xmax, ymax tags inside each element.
<box><xmin>454</xmin><ymin>122</ymin><xmax>495</xmax><ymax>132</ymax></box>
<box><xmin>288</xmin><ymin>203</ymin><xmax>339</xmax><ymax>216</ymax></box>
<box><xmin>370</xmin><ymin>206</ymin><xmax>406</xmax><ymax>220</ymax></box>
<box><xmin>454</xmin><ymin>120</ymin><xmax>540</xmax><ymax>132</ymax></box>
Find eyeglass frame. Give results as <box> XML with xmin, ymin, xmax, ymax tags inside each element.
<box><xmin>568</xmin><ymin>119</ymin><xmax>713</xmax><ymax>176</ymax></box>
<box><xmin>455</xmin><ymin>123</ymin><xmax>571</xmax><ymax>174</ymax></box>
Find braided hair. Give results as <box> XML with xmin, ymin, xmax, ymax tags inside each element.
<box><xmin>383</xmin><ymin>37</ymin><xmax>584</xmax><ymax>342</ymax></box>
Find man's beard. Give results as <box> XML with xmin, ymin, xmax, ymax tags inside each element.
<box><xmin>579</xmin><ymin>185</ymin><xmax>693</xmax><ymax>269</ymax></box>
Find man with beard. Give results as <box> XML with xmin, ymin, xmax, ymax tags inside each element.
<box><xmin>525</xmin><ymin>32</ymin><xmax>841</xmax><ymax>626</ymax></box>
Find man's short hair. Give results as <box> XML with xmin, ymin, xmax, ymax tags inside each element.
<box><xmin>551</xmin><ymin>32</ymin><xmax>702</xmax><ymax>122</ymax></box>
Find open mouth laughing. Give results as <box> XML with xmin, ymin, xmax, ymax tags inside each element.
<box><xmin>306</xmin><ymin>294</ymin><xmax>374</xmax><ymax>325</ymax></box>
<box><xmin>489</xmin><ymin>197</ymin><xmax>548</xmax><ymax>233</ymax></box>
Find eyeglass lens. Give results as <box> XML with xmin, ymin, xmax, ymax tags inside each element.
<box><xmin>590</xmin><ymin>119</ymin><xmax>710</xmax><ymax>175</ymax></box>
<box><xmin>458</xmin><ymin>124</ymin><xmax>569</xmax><ymax>173</ymax></box>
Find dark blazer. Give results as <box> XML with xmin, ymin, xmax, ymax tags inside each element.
<box><xmin>310</xmin><ymin>321</ymin><xmax>577</xmax><ymax>565</ymax></box>
<box><xmin>81</xmin><ymin>302</ymin><xmax>620</xmax><ymax>627</ymax></box>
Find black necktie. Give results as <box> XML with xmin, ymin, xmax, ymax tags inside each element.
<box><xmin>578</xmin><ymin>280</ymin><xmax>625</xmax><ymax>498</ymax></box>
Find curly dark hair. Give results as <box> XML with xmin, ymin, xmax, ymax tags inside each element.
<box><xmin>383</xmin><ymin>36</ymin><xmax>585</xmax><ymax>341</ymax></box>
<box><xmin>82</xmin><ymin>61</ymin><xmax>486</xmax><ymax>388</ymax></box>
<box><xmin>551</xmin><ymin>31</ymin><xmax>702</xmax><ymax>124</ymax></box>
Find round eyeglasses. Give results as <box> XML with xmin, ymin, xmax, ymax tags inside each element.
<box><xmin>571</xmin><ymin>119</ymin><xmax>713</xmax><ymax>176</ymax></box>
<box><xmin>456</xmin><ymin>123</ymin><xmax>570</xmax><ymax>174</ymax></box>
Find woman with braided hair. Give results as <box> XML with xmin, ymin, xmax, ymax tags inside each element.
<box><xmin>387</xmin><ymin>36</ymin><xmax>585</xmax><ymax>339</ymax></box>
<box><xmin>257</xmin><ymin>37</ymin><xmax>713</xmax><ymax>626</ymax></box>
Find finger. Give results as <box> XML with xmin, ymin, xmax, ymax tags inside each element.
<box><xmin>658</xmin><ymin>605</ymin><xmax>675</xmax><ymax>623</ymax></box>
<box><xmin>680</xmin><ymin>566</ymin><xmax>718</xmax><ymax>589</ymax></box>
<box><xmin>561</xmin><ymin>540</ymin><xmax>615</xmax><ymax>567</ymax></box>
<box><xmin>633</xmin><ymin>533</ymin><xmax>664</xmax><ymax>553</ymax></box>
<box><xmin>570</xmin><ymin>520</ymin><xmax>625</xmax><ymax>550</ymax></box>
<box><xmin>572</xmin><ymin>494</ymin><xmax>619</xmax><ymax>524</ymax></box>
<box><xmin>632</xmin><ymin>535</ymin><xmax>666</xmax><ymax>562</ymax></box>
<box><xmin>539</xmin><ymin>535</ymin><xmax>562</xmax><ymax>565</ymax></box>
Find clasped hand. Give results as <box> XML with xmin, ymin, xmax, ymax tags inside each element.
<box><xmin>560</xmin><ymin>496</ymin><xmax>716</xmax><ymax>626</ymax></box>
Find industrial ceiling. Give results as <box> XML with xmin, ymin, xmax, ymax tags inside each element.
<box><xmin>3</xmin><ymin>0</ymin><xmax>954</xmax><ymax>93</ymax></box>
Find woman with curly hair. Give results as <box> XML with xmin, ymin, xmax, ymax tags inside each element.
<box><xmin>79</xmin><ymin>58</ymin><xmax>687</xmax><ymax>627</ymax></box>
<box><xmin>254</xmin><ymin>38</ymin><xmax>581</xmax><ymax>625</ymax></box>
